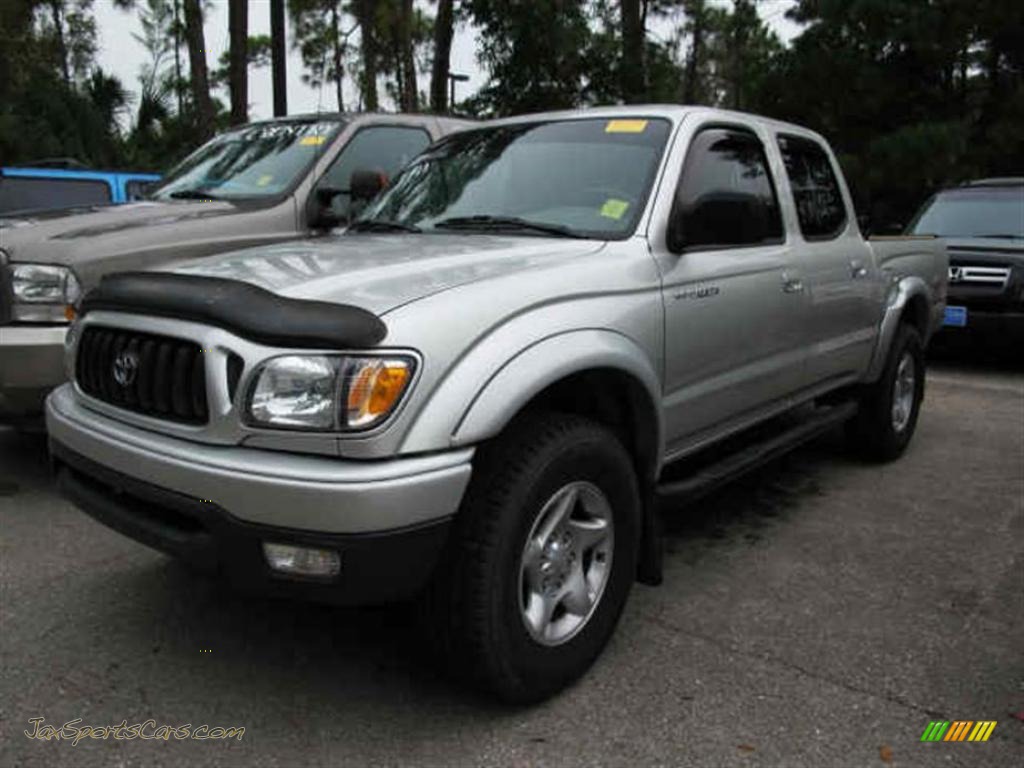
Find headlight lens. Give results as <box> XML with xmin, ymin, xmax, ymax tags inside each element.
<box><xmin>246</xmin><ymin>354</ymin><xmax>414</xmax><ymax>431</ymax></box>
<box><xmin>9</xmin><ymin>263</ymin><xmax>82</xmax><ymax>322</ymax></box>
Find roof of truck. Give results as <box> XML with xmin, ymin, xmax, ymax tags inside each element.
<box><xmin>484</xmin><ymin>104</ymin><xmax>827</xmax><ymax>143</ymax></box>
<box><xmin>240</xmin><ymin>112</ymin><xmax>474</xmax><ymax>129</ymax></box>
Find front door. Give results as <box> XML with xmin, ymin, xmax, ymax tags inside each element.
<box><xmin>656</xmin><ymin>125</ymin><xmax>806</xmax><ymax>455</ymax></box>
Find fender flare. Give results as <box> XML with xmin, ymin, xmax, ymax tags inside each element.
<box><xmin>865</xmin><ymin>274</ymin><xmax>933</xmax><ymax>382</ymax></box>
<box><xmin>400</xmin><ymin>329</ymin><xmax>664</xmax><ymax>468</ymax></box>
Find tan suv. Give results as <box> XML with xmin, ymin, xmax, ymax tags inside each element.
<box><xmin>0</xmin><ymin>112</ymin><xmax>470</xmax><ymax>422</ymax></box>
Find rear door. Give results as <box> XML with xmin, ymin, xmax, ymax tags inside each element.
<box><xmin>776</xmin><ymin>134</ymin><xmax>878</xmax><ymax>387</ymax></box>
<box><xmin>653</xmin><ymin>123</ymin><xmax>806</xmax><ymax>454</ymax></box>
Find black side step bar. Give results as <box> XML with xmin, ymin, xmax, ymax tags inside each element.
<box><xmin>656</xmin><ymin>402</ymin><xmax>857</xmax><ymax>510</ymax></box>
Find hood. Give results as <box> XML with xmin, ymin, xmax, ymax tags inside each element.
<box><xmin>0</xmin><ymin>199</ymin><xmax>245</xmax><ymax>262</ymax></box>
<box><xmin>168</xmin><ymin>233</ymin><xmax>607</xmax><ymax>315</ymax></box>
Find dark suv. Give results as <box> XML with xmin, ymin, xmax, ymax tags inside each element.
<box><xmin>909</xmin><ymin>178</ymin><xmax>1024</xmax><ymax>348</ymax></box>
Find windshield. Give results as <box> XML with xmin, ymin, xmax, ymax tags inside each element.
<box><xmin>355</xmin><ymin>117</ymin><xmax>672</xmax><ymax>239</ymax></box>
<box><xmin>909</xmin><ymin>186</ymin><xmax>1024</xmax><ymax>239</ymax></box>
<box><xmin>150</xmin><ymin>119</ymin><xmax>342</xmax><ymax>201</ymax></box>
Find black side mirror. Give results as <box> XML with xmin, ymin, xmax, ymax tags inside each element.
<box><xmin>316</xmin><ymin>185</ymin><xmax>345</xmax><ymax>207</ymax></box>
<box><xmin>308</xmin><ymin>185</ymin><xmax>346</xmax><ymax>230</ymax></box>
<box><xmin>349</xmin><ymin>169</ymin><xmax>387</xmax><ymax>202</ymax></box>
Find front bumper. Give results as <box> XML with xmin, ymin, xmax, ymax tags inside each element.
<box><xmin>937</xmin><ymin>307</ymin><xmax>1024</xmax><ymax>345</ymax></box>
<box><xmin>0</xmin><ymin>324</ymin><xmax>67</xmax><ymax>419</ymax></box>
<box><xmin>46</xmin><ymin>385</ymin><xmax>474</xmax><ymax>603</ymax></box>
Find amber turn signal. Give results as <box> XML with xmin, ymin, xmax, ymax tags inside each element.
<box><xmin>345</xmin><ymin>358</ymin><xmax>413</xmax><ymax>428</ymax></box>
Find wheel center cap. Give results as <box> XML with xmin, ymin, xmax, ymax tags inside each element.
<box><xmin>544</xmin><ymin>537</ymin><xmax>574</xmax><ymax>572</ymax></box>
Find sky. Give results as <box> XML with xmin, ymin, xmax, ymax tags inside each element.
<box><xmin>93</xmin><ymin>0</ymin><xmax>803</xmax><ymax>123</ymax></box>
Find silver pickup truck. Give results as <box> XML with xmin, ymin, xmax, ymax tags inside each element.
<box><xmin>47</xmin><ymin>106</ymin><xmax>946</xmax><ymax>702</ymax></box>
<box><xmin>0</xmin><ymin>113</ymin><xmax>468</xmax><ymax>422</ymax></box>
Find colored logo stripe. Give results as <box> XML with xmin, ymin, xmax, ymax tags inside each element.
<box><xmin>944</xmin><ymin>721</ymin><xmax>972</xmax><ymax>741</ymax></box>
<box><xmin>968</xmin><ymin>721</ymin><xmax>997</xmax><ymax>742</ymax></box>
<box><xmin>920</xmin><ymin>720</ymin><xmax>996</xmax><ymax>742</ymax></box>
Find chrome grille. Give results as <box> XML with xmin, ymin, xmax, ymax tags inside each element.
<box><xmin>76</xmin><ymin>326</ymin><xmax>208</xmax><ymax>424</ymax></box>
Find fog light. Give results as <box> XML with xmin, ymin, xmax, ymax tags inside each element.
<box><xmin>262</xmin><ymin>542</ymin><xmax>341</xmax><ymax>578</ymax></box>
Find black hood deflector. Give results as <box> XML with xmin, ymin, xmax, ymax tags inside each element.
<box><xmin>80</xmin><ymin>272</ymin><xmax>387</xmax><ymax>349</ymax></box>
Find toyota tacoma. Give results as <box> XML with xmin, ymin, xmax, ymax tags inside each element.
<box><xmin>47</xmin><ymin>107</ymin><xmax>947</xmax><ymax>702</ymax></box>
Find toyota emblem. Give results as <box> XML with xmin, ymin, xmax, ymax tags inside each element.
<box><xmin>112</xmin><ymin>350</ymin><xmax>139</xmax><ymax>387</ymax></box>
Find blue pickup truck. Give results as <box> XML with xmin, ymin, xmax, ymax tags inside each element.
<box><xmin>0</xmin><ymin>165</ymin><xmax>161</xmax><ymax>217</ymax></box>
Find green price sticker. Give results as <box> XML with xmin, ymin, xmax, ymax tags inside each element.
<box><xmin>600</xmin><ymin>198</ymin><xmax>630</xmax><ymax>220</ymax></box>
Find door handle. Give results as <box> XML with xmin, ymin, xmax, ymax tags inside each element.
<box><xmin>850</xmin><ymin>261</ymin><xmax>869</xmax><ymax>279</ymax></box>
<box><xmin>781</xmin><ymin>272</ymin><xmax>804</xmax><ymax>293</ymax></box>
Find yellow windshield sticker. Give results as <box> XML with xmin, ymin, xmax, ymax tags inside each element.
<box><xmin>600</xmin><ymin>198</ymin><xmax>630</xmax><ymax>220</ymax></box>
<box><xmin>605</xmin><ymin>119</ymin><xmax>648</xmax><ymax>134</ymax></box>
<box><xmin>300</xmin><ymin>135</ymin><xmax>327</xmax><ymax>146</ymax></box>
<box><xmin>256</xmin><ymin>174</ymin><xmax>274</xmax><ymax>187</ymax></box>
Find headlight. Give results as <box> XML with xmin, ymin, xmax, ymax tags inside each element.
<box><xmin>8</xmin><ymin>263</ymin><xmax>82</xmax><ymax>322</ymax></box>
<box><xmin>246</xmin><ymin>354</ymin><xmax>414</xmax><ymax>431</ymax></box>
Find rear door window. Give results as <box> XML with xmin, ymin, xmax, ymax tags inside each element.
<box><xmin>777</xmin><ymin>135</ymin><xmax>847</xmax><ymax>239</ymax></box>
<box><xmin>0</xmin><ymin>176</ymin><xmax>112</xmax><ymax>214</ymax></box>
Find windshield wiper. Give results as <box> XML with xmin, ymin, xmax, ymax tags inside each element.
<box><xmin>348</xmin><ymin>219</ymin><xmax>422</xmax><ymax>233</ymax></box>
<box><xmin>975</xmin><ymin>234</ymin><xmax>1022</xmax><ymax>240</ymax></box>
<box><xmin>168</xmin><ymin>188</ymin><xmax>221</xmax><ymax>201</ymax></box>
<box><xmin>433</xmin><ymin>215</ymin><xmax>586</xmax><ymax>239</ymax></box>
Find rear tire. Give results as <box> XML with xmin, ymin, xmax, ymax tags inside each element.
<box><xmin>846</xmin><ymin>323</ymin><xmax>925</xmax><ymax>462</ymax></box>
<box><xmin>425</xmin><ymin>412</ymin><xmax>640</xmax><ymax>703</ymax></box>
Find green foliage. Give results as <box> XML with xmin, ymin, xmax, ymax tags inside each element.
<box><xmin>36</xmin><ymin>0</ymin><xmax>98</xmax><ymax>84</ymax></box>
<box><xmin>766</xmin><ymin>0</ymin><xmax>1024</xmax><ymax>223</ymax></box>
<box><xmin>463</xmin><ymin>0</ymin><xmax>593</xmax><ymax>116</ymax></box>
<box><xmin>0</xmin><ymin>1</ymin><xmax>121</xmax><ymax>166</ymax></box>
<box><xmin>212</xmin><ymin>35</ymin><xmax>273</xmax><ymax>89</ymax></box>
<box><xmin>289</xmin><ymin>0</ymin><xmax>356</xmax><ymax>109</ymax></box>
<box><xmin>1</xmin><ymin>0</ymin><xmax>1021</xmax><ymax>223</ymax></box>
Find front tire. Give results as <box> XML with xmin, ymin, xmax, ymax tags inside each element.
<box><xmin>427</xmin><ymin>412</ymin><xmax>640</xmax><ymax>702</ymax></box>
<box><xmin>847</xmin><ymin>323</ymin><xmax>925</xmax><ymax>462</ymax></box>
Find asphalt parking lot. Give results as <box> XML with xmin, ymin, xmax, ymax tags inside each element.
<box><xmin>1</xmin><ymin>353</ymin><xmax>1021</xmax><ymax>768</ymax></box>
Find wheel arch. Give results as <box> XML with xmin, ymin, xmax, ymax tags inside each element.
<box><xmin>865</xmin><ymin>275</ymin><xmax>933</xmax><ymax>382</ymax></box>
<box><xmin>454</xmin><ymin>330</ymin><xmax>662</xmax><ymax>480</ymax></box>
<box><xmin>401</xmin><ymin>329</ymin><xmax>663</xmax><ymax>480</ymax></box>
